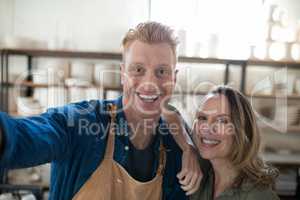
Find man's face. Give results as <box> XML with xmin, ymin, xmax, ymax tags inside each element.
<box><xmin>121</xmin><ymin>40</ymin><xmax>176</xmax><ymax>119</ymax></box>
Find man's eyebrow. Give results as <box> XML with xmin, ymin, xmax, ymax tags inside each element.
<box><xmin>129</xmin><ymin>62</ymin><xmax>144</xmax><ymax>66</ymax></box>
<box><xmin>157</xmin><ymin>63</ymin><xmax>172</xmax><ymax>67</ymax></box>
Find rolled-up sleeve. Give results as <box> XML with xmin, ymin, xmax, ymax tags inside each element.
<box><xmin>0</xmin><ymin>106</ymin><xmax>74</xmax><ymax>169</ymax></box>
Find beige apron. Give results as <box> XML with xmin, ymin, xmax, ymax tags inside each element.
<box><xmin>72</xmin><ymin>104</ymin><xmax>166</xmax><ymax>200</ymax></box>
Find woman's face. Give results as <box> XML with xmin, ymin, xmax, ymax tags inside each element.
<box><xmin>192</xmin><ymin>94</ymin><xmax>235</xmax><ymax>161</ymax></box>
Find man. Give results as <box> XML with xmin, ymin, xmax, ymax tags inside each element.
<box><xmin>0</xmin><ymin>22</ymin><xmax>204</xmax><ymax>199</ymax></box>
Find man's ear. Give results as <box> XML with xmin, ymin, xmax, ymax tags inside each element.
<box><xmin>174</xmin><ymin>68</ymin><xmax>178</xmax><ymax>85</ymax></box>
<box><xmin>120</xmin><ymin>63</ymin><xmax>125</xmax><ymax>85</ymax></box>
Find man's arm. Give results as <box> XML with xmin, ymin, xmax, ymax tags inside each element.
<box><xmin>162</xmin><ymin>105</ymin><xmax>202</xmax><ymax>195</ymax></box>
<box><xmin>0</xmin><ymin>103</ymin><xmax>82</xmax><ymax>169</ymax></box>
<box><xmin>161</xmin><ymin>106</ymin><xmax>192</xmax><ymax>151</ymax></box>
<box><xmin>0</xmin><ymin>127</ymin><xmax>3</xmax><ymax>156</ymax></box>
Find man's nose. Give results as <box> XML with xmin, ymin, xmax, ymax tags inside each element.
<box><xmin>140</xmin><ymin>73</ymin><xmax>159</xmax><ymax>92</ymax></box>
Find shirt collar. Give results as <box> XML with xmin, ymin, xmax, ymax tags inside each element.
<box><xmin>113</xmin><ymin>96</ymin><xmax>166</xmax><ymax>150</ymax></box>
<box><xmin>218</xmin><ymin>181</ymin><xmax>255</xmax><ymax>197</ymax></box>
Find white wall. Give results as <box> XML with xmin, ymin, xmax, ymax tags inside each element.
<box><xmin>2</xmin><ymin>0</ymin><xmax>300</xmax><ymax>51</ymax></box>
<box><xmin>0</xmin><ymin>0</ymin><xmax>14</xmax><ymax>39</ymax></box>
<box><xmin>0</xmin><ymin>0</ymin><xmax>149</xmax><ymax>113</ymax></box>
<box><xmin>0</xmin><ymin>0</ymin><xmax>149</xmax><ymax>78</ymax></box>
<box><xmin>1</xmin><ymin>0</ymin><xmax>149</xmax><ymax>51</ymax></box>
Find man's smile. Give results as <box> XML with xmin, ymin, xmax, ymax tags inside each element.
<box><xmin>136</xmin><ymin>92</ymin><xmax>161</xmax><ymax>103</ymax></box>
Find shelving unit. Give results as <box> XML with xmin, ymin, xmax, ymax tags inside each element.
<box><xmin>2</xmin><ymin>48</ymin><xmax>300</xmax><ymax>111</ymax></box>
<box><xmin>263</xmin><ymin>152</ymin><xmax>300</xmax><ymax>165</ymax></box>
<box><xmin>6</xmin><ymin>81</ymin><xmax>300</xmax><ymax>98</ymax></box>
<box><xmin>1</xmin><ymin>48</ymin><xmax>300</xmax><ymax>199</ymax></box>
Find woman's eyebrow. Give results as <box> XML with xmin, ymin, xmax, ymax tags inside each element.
<box><xmin>197</xmin><ymin>112</ymin><xmax>230</xmax><ymax>117</ymax></box>
<box><xmin>196</xmin><ymin>111</ymin><xmax>207</xmax><ymax>117</ymax></box>
<box><xmin>215</xmin><ymin>114</ymin><xmax>231</xmax><ymax>118</ymax></box>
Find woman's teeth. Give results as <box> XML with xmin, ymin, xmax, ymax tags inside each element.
<box><xmin>201</xmin><ymin>138</ymin><xmax>221</xmax><ymax>145</ymax></box>
<box><xmin>137</xmin><ymin>93</ymin><xmax>159</xmax><ymax>102</ymax></box>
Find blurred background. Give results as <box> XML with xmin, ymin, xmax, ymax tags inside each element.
<box><xmin>0</xmin><ymin>0</ymin><xmax>300</xmax><ymax>199</ymax></box>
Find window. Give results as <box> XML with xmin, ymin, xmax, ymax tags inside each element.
<box><xmin>150</xmin><ymin>0</ymin><xmax>266</xmax><ymax>59</ymax></box>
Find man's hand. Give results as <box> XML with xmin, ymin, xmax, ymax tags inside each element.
<box><xmin>177</xmin><ymin>146</ymin><xmax>202</xmax><ymax>195</ymax></box>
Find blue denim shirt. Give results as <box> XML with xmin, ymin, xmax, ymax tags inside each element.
<box><xmin>0</xmin><ymin>96</ymin><xmax>188</xmax><ymax>200</ymax></box>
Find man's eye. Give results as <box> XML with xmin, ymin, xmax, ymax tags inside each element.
<box><xmin>156</xmin><ymin>68</ymin><xmax>171</xmax><ymax>77</ymax></box>
<box><xmin>130</xmin><ymin>65</ymin><xmax>144</xmax><ymax>75</ymax></box>
<box><xmin>135</xmin><ymin>67</ymin><xmax>143</xmax><ymax>72</ymax></box>
<box><xmin>158</xmin><ymin>69</ymin><xmax>166</xmax><ymax>74</ymax></box>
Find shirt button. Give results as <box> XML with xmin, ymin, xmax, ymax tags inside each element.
<box><xmin>124</xmin><ymin>146</ymin><xmax>129</xmax><ymax>151</ymax></box>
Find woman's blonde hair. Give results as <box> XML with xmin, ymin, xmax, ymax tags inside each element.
<box><xmin>121</xmin><ymin>21</ymin><xmax>179</xmax><ymax>60</ymax></box>
<box><xmin>209</xmin><ymin>85</ymin><xmax>278</xmax><ymax>188</ymax></box>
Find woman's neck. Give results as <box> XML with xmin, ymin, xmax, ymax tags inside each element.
<box><xmin>211</xmin><ymin>158</ymin><xmax>238</xmax><ymax>198</ymax></box>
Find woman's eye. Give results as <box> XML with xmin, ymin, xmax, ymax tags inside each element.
<box><xmin>197</xmin><ymin>116</ymin><xmax>207</xmax><ymax>122</ymax></box>
<box><xmin>216</xmin><ymin>118</ymin><xmax>229</xmax><ymax>124</ymax></box>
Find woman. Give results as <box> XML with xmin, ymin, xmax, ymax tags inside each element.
<box><xmin>164</xmin><ymin>86</ymin><xmax>280</xmax><ymax>199</ymax></box>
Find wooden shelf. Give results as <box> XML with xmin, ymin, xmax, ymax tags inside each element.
<box><xmin>7</xmin><ymin>81</ymin><xmax>300</xmax><ymax>99</ymax></box>
<box><xmin>7</xmin><ymin>81</ymin><xmax>122</xmax><ymax>91</ymax></box>
<box><xmin>247</xmin><ymin>93</ymin><xmax>300</xmax><ymax>100</ymax></box>
<box><xmin>262</xmin><ymin>152</ymin><xmax>300</xmax><ymax>165</ymax></box>
<box><xmin>1</xmin><ymin>48</ymin><xmax>300</xmax><ymax>68</ymax></box>
<box><xmin>0</xmin><ymin>48</ymin><xmax>122</xmax><ymax>60</ymax></box>
<box><xmin>259</xmin><ymin>124</ymin><xmax>300</xmax><ymax>134</ymax></box>
<box><xmin>179</xmin><ymin>56</ymin><xmax>300</xmax><ymax>68</ymax></box>
<box><xmin>7</xmin><ymin>81</ymin><xmax>211</xmax><ymax>96</ymax></box>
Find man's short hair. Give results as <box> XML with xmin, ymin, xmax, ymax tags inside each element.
<box><xmin>121</xmin><ymin>21</ymin><xmax>179</xmax><ymax>60</ymax></box>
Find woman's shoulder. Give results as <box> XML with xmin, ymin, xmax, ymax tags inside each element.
<box><xmin>241</xmin><ymin>184</ymin><xmax>280</xmax><ymax>200</ymax></box>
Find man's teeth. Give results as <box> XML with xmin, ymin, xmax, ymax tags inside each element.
<box><xmin>202</xmin><ymin>138</ymin><xmax>220</xmax><ymax>145</ymax></box>
<box><xmin>138</xmin><ymin>94</ymin><xmax>159</xmax><ymax>102</ymax></box>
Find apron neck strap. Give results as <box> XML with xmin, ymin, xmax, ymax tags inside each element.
<box><xmin>104</xmin><ymin>103</ymin><xmax>117</xmax><ymax>159</ymax></box>
<box><xmin>105</xmin><ymin>103</ymin><xmax>166</xmax><ymax>175</ymax></box>
<box><xmin>157</xmin><ymin>139</ymin><xmax>166</xmax><ymax>175</ymax></box>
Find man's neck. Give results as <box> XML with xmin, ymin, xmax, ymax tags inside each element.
<box><xmin>123</xmin><ymin>106</ymin><xmax>160</xmax><ymax>150</ymax></box>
